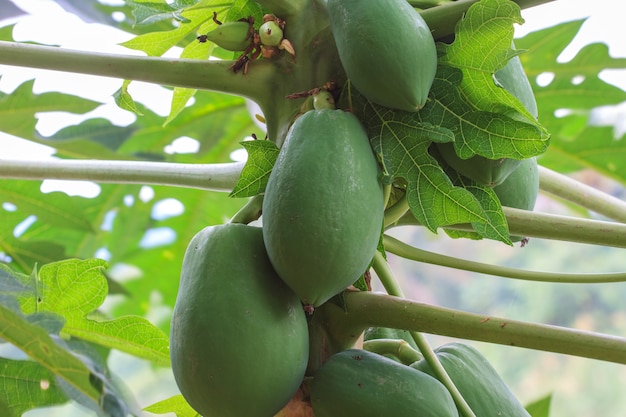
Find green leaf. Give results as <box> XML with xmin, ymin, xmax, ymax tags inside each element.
<box><xmin>121</xmin><ymin>1</ymin><xmax>221</xmax><ymax>57</ymax></box>
<box><xmin>420</xmin><ymin>65</ymin><xmax>548</xmax><ymax>160</ymax></box>
<box><xmin>0</xmin><ymin>181</ymin><xmax>94</xmax><ymax>233</ymax></box>
<box><xmin>229</xmin><ymin>140</ymin><xmax>280</xmax><ymax>198</ymax></box>
<box><xmin>0</xmin><ymin>299</ymin><xmax>102</xmax><ymax>408</ymax></box>
<box><xmin>0</xmin><ymin>264</ymin><xmax>30</xmax><ymax>293</ymax></box>
<box><xmin>40</xmin><ymin>118</ymin><xmax>137</xmax><ymax>152</ymax></box>
<box><xmin>439</xmin><ymin>0</ymin><xmax>538</xmax><ymax>124</ymax></box>
<box><xmin>429</xmin><ymin>0</ymin><xmax>549</xmax><ymax>161</ymax></box>
<box><xmin>0</xmin><ymin>79</ymin><xmax>100</xmax><ymax>139</ymax></box>
<box><xmin>113</xmin><ymin>80</ymin><xmax>144</xmax><ymax>116</ymax></box>
<box><xmin>525</xmin><ymin>393</ymin><xmax>552</xmax><ymax>417</ymax></box>
<box><xmin>0</xmin><ymin>358</ymin><xmax>68</xmax><ymax>415</ymax></box>
<box><xmin>144</xmin><ymin>394</ymin><xmax>201</xmax><ymax>417</ymax></box>
<box><xmin>516</xmin><ymin>20</ymin><xmax>626</xmax><ymax>184</ymax></box>
<box><xmin>357</xmin><ymin>97</ymin><xmax>494</xmax><ymax>233</ymax></box>
<box><xmin>18</xmin><ymin>259</ymin><xmax>170</xmax><ymax>366</ymax></box>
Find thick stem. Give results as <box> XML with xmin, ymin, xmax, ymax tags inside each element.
<box><xmin>395</xmin><ymin>208</ymin><xmax>626</xmax><ymax>248</ymax></box>
<box><xmin>0</xmin><ymin>41</ymin><xmax>274</xmax><ymax>110</ymax></box>
<box><xmin>420</xmin><ymin>0</ymin><xmax>557</xmax><ymax>40</ymax></box>
<box><xmin>342</xmin><ymin>291</ymin><xmax>626</xmax><ymax>364</ymax></box>
<box><xmin>384</xmin><ymin>234</ymin><xmax>626</xmax><ymax>283</ymax></box>
<box><xmin>539</xmin><ymin>165</ymin><xmax>626</xmax><ymax>224</ymax></box>
<box><xmin>0</xmin><ymin>158</ymin><xmax>243</xmax><ymax>192</ymax></box>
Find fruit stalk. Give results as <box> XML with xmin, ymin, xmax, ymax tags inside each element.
<box><xmin>341</xmin><ymin>291</ymin><xmax>626</xmax><ymax>364</ymax></box>
<box><xmin>538</xmin><ymin>165</ymin><xmax>626</xmax><ymax>223</ymax></box>
<box><xmin>394</xmin><ymin>207</ymin><xmax>626</xmax><ymax>248</ymax></box>
<box><xmin>383</xmin><ymin>234</ymin><xmax>626</xmax><ymax>283</ymax></box>
<box><xmin>372</xmin><ymin>252</ymin><xmax>478</xmax><ymax>417</ymax></box>
<box><xmin>0</xmin><ymin>158</ymin><xmax>244</xmax><ymax>192</ymax></box>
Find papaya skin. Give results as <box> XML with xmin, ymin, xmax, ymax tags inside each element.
<box><xmin>262</xmin><ymin>109</ymin><xmax>384</xmax><ymax>307</ymax></box>
<box><xmin>327</xmin><ymin>0</ymin><xmax>437</xmax><ymax>112</ymax></box>
<box><xmin>170</xmin><ymin>223</ymin><xmax>309</xmax><ymax>417</ymax></box>
<box><xmin>493</xmin><ymin>157</ymin><xmax>539</xmax><ymax>212</ymax></box>
<box><xmin>311</xmin><ymin>349</ymin><xmax>459</xmax><ymax>417</ymax></box>
<box><xmin>411</xmin><ymin>342</ymin><xmax>532</xmax><ymax>417</ymax></box>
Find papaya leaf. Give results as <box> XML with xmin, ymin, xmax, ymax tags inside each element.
<box><xmin>441</xmin><ymin>165</ymin><xmax>512</xmax><ymax>244</ymax></box>
<box><xmin>436</xmin><ymin>0</ymin><xmax>549</xmax><ymax>159</ymax></box>
<box><xmin>0</xmin><ymin>358</ymin><xmax>68</xmax><ymax>415</ymax></box>
<box><xmin>356</xmin><ymin>97</ymin><xmax>497</xmax><ymax>234</ymax></box>
<box><xmin>516</xmin><ymin>20</ymin><xmax>626</xmax><ymax>183</ymax></box>
<box><xmin>0</xmin><ymin>264</ymin><xmax>30</xmax><ymax>294</ymax></box>
<box><xmin>121</xmin><ymin>0</ymin><xmax>223</xmax><ymax>57</ymax></box>
<box><xmin>113</xmin><ymin>80</ymin><xmax>144</xmax><ymax>116</ymax></box>
<box><xmin>144</xmin><ymin>394</ymin><xmax>201</xmax><ymax>417</ymax></box>
<box><xmin>230</xmin><ymin>139</ymin><xmax>280</xmax><ymax>198</ymax></box>
<box><xmin>525</xmin><ymin>393</ymin><xmax>553</xmax><ymax>417</ymax></box>
<box><xmin>16</xmin><ymin>259</ymin><xmax>170</xmax><ymax>366</ymax></box>
<box><xmin>0</xmin><ymin>79</ymin><xmax>100</xmax><ymax>140</ymax></box>
<box><xmin>0</xmin><ymin>298</ymin><xmax>102</xmax><ymax>409</ymax></box>
<box><xmin>419</xmin><ymin>65</ymin><xmax>548</xmax><ymax>160</ymax></box>
<box><xmin>0</xmin><ymin>181</ymin><xmax>94</xmax><ymax>233</ymax></box>
<box><xmin>39</xmin><ymin>118</ymin><xmax>137</xmax><ymax>153</ymax></box>
<box><xmin>164</xmin><ymin>26</ymin><xmax>215</xmax><ymax>126</ymax></box>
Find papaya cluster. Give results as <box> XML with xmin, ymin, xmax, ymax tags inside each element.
<box><xmin>169</xmin><ymin>108</ymin><xmax>383</xmax><ymax>416</ymax></box>
<box><xmin>169</xmin><ymin>0</ymin><xmax>541</xmax><ymax>415</ymax></box>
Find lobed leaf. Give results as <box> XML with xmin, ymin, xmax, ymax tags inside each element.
<box><xmin>16</xmin><ymin>259</ymin><xmax>170</xmax><ymax>366</ymax></box>
<box><xmin>0</xmin><ymin>299</ymin><xmax>101</xmax><ymax>409</ymax></box>
<box><xmin>516</xmin><ymin>20</ymin><xmax>626</xmax><ymax>183</ymax></box>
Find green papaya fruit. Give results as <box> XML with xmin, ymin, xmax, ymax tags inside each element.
<box><xmin>327</xmin><ymin>0</ymin><xmax>437</xmax><ymax>112</ymax></box>
<box><xmin>262</xmin><ymin>109</ymin><xmax>384</xmax><ymax>307</ymax></box>
<box><xmin>311</xmin><ymin>349</ymin><xmax>459</xmax><ymax>417</ymax></box>
<box><xmin>436</xmin><ymin>53</ymin><xmax>538</xmax><ymax>186</ymax></box>
<box><xmin>170</xmin><ymin>223</ymin><xmax>309</xmax><ymax>417</ymax></box>
<box><xmin>198</xmin><ymin>21</ymin><xmax>252</xmax><ymax>51</ymax></box>
<box><xmin>411</xmin><ymin>342</ymin><xmax>531</xmax><ymax>417</ymax></box>
<box><xmin>493</xmin><ymin>156</ymin><xmax>539</xmax><ymax>211</ymax></box>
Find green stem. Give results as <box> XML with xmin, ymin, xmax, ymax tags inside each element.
<box><xmin>0</xmin><ymin>158</ymin><xmax>243</xmax><ymax>192</ymax></box>
<box><xmin>395</xmin><ymin>208</ymin><xmax>626</xmax><ymax>248</ymax></box>
<box><xmin>371</xmin><ymin>253</ymin><xmax>477</xmax><ymax>417</ymax></box>
<box><xmin>384</xmin><ymin>234</ymin><xmax>626</xmax><ymax>283</ymax></box>
<box><xmin>342</xmin><ymin>291</ymin><xmax>626</xmax><ymax>364</ymax></box>
<box><xmin>539</xmin><ymin>165</ymin><xmax>626</xmax><ymax>223</ymax></box>
<box><xmin>362</xmin><ymin>339</ymin><xmax>423</xmax><ymax>365</ymax></box>
<box><xmin>420</xmin><ymin>0</ymin><xmax>557</xmax><ymax>40</ymax></box>
<box><xmin>229</xmin><ymin>194</ymin><xmax>264</xmax><ymax>224</ymax></box>
<box><xmin>383</xmin><ymin>194</ymin><xmax>410</xmax><ymax>227</ymax></box>
<box><xmin>0</xmin><ymin>41</ymin><xmax>274</xmax><ymax>110</ymax></box>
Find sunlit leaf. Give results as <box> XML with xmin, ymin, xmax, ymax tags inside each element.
<box><xmin>229</xmin><ymin>139</ymin><xmax>279</xmax><ymax>198</ymax></box>
<box><xmin>0</xmin><ymin>358</ymin><xmax>68</xmax><ymax>415</ymax></box>
<box><xmin>0</xmin><ymin>298</ymin><xmax>101</xmax><ymax>408</ymax></box>
<box><xmin>526</xmin><ymin>393</ymin><xmax>552</xmax><ymax>417</ymax></box>
<box><xmin>144</xmin><ymin>394</ymin><xmax>200</xmax><ymax>417</ymax></box>
<box><xmin>16</xmin><ymin>259</ymin><xmax>170</xmax><ymax>366</ymax></box>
